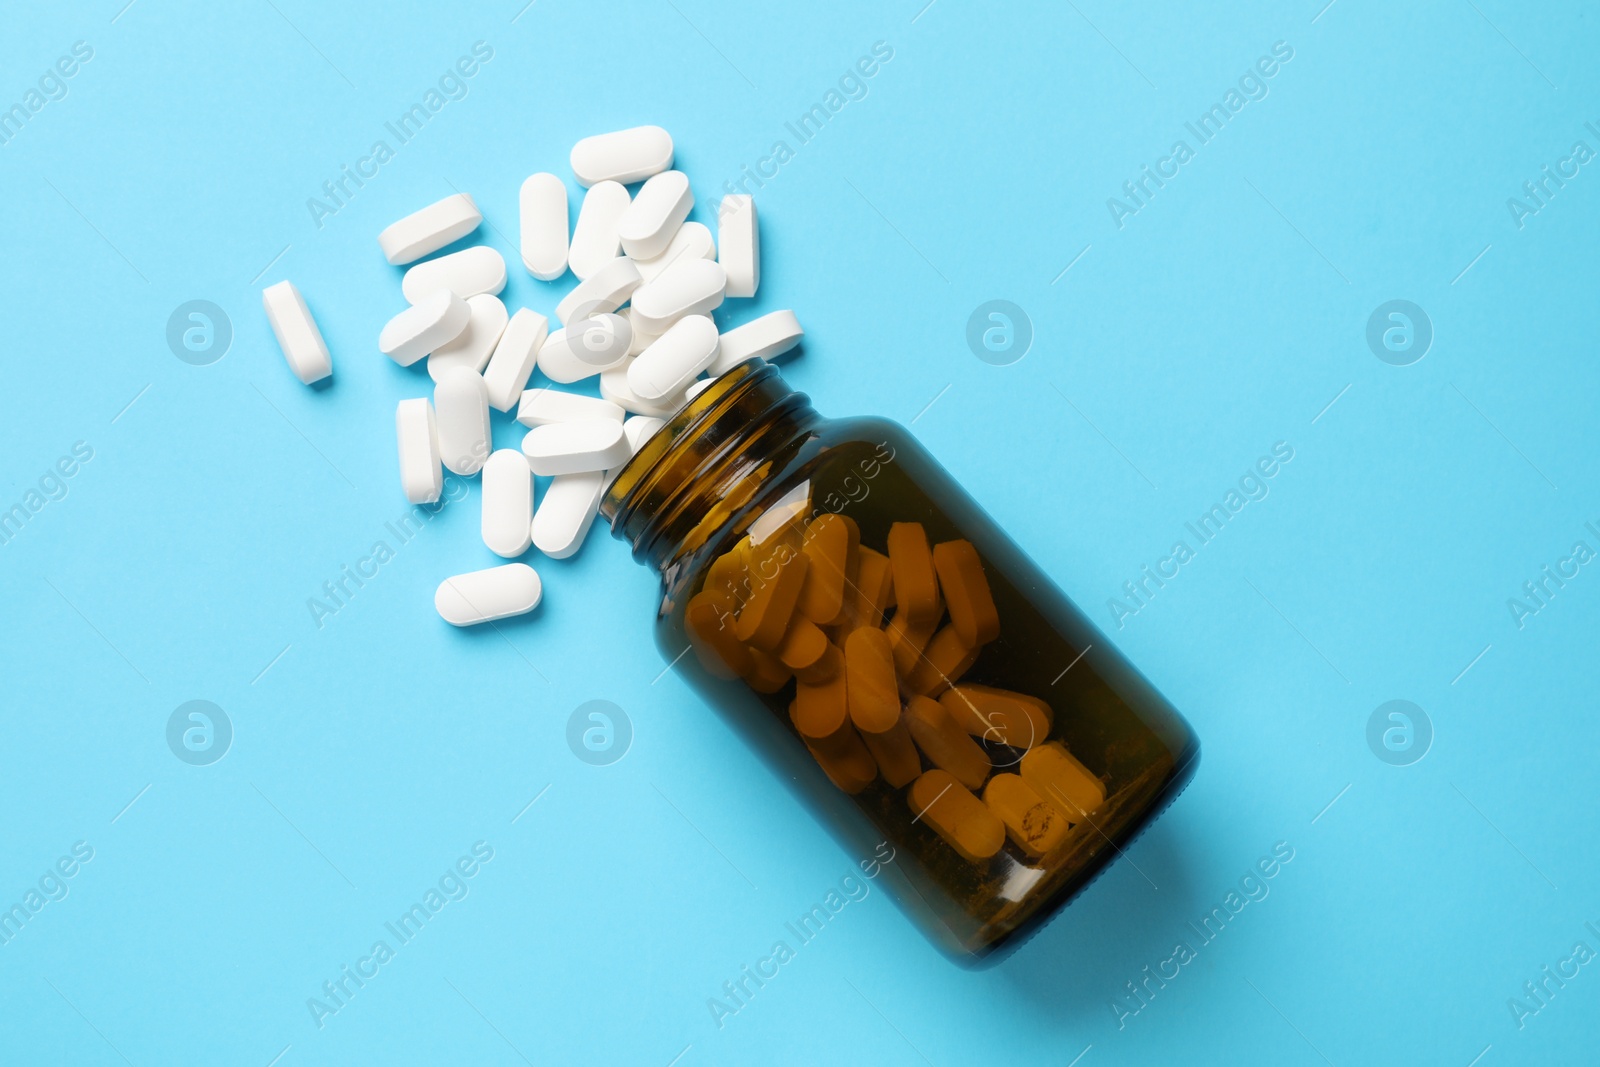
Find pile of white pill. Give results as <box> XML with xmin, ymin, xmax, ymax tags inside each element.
<box><xmin>260</xmin><ymin>125</ymin><xmax>805</xmax><ymax>626</ymax></box>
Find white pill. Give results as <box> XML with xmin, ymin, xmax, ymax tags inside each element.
<box><xmin>685</xmin><ymin>378</ymin><xmax>714</xmax><ymax>402</ymax></box>
<box><xmin>261</xmin><ymin>280</ymin><xmax>332</xmax><ymax>385</ymax></box>
<box><xmin>379</xmin><ymin>290</ymin><xmax>471</xmax><ymax>367</ymax></box>
<box><xmin>536</xmin><ymin>328</ymin><xmax>602</xmax><ymax>385</ymax></box>
<box><xmin>708</xmin><ymin>310</ymin><xmax>804</xmax><ymax>375</ymax></box>
<box><xmin>433</xmin><ymin>367</ymin><xmax>491</xmax><ymax>475</ymax></box>
<box><xmin>521</xmin><ymin>420</ymin><xmax>631</xmax><ymax>476</ymax></box>
<box><xmin>395</xmin><ymin>398</ymin><xmax>443</xmax><ymax>504</ymax></box>
<box><xmin>600</xmin><ymin>360</ymin><xmax>689</xmax><ymax>418</ymax></box>
<box><xmin>519</xmin><ymin>173</ymin><xmax>569</xmax><ymax>281</ymax></box>
<box><xmin>518</xmin><ymin>387</ymin><xmax>626</xmax><ymax>428</ymax></box>
<box><xmin>435</xmin><ymin>563</ymin><xmax>542</xmax><ymax>626</ymax></box>
<box><xmin>532</xmin><ymin>471</ymin><xmax>607</xmax><ymax>559</ymax></box>
<box><xmin>555</xmin><ymin>257</ymin><xmax>642</xmax><ymax>325</ymax></box>
<box><xmin>717</xmin><ymin>195</ymin><xmax>760</xmax><ymax>298</ymax></box>
<box><xmin>565</xmin><ymin>314</ymin><xmax>632</xmax><ymax>369</ymax></box>
<box><xmin>570</xmin><ymin>125</ymin><xmax>674</xmax><ymax>187</ymax></box>
<box><xmin>633</xmin><ymin>221</ymin><xmax>716</xmax><ymax>284</ymax></box>
<box><xmin>481</xmin><ymin>449</ymin><xmax>534</xmax><ymax>558</ymax></box>
<box><xmin>621</xmin><ymin>308</ymin><xmax>661</xmax><ymax>354</ymax></box>
<box><xmin>618</xmin><ymin>171</ymin><xmax>693</xmax><ymax>261</ymax></box>
<box><xmin>569</xmin><ymin>181</ymin><xmax>630</xmax><ymax>280</ymax></box>
<box><xmin>628</xmin><ymin>315</ymin><xmax>719</xmax><ymax>401</ymax></box>
<box><xmin>402</xmin><ymin>246</ymin><xmax>508</xmax><ymax>303</ymax></box>
<box><xmin>624</xmin><ymin>415</ymin><xmax>666</xmax><ymax>453</ymax></box>
<box><xmin>378</xmin><ymin>193</ymin><xmax>482</xmax><ymax>266</ymax></box>
<box><xmin>630</xmin><ymin>258</ymin><xmax>726</xmax><ymax>331</ymax></box>
<box><xmin>483</xmin><ymin>308</ymin><xmax>549</xmax><ymax>412</ymax></box>
<box><xmin>428</xmin><ymin>294</ymin><xmax>508</xmax><ymax>381</ymax></box>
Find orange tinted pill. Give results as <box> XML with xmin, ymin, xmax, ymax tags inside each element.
<box><xmin>684</xmin><ymin>589</ymin><xmax>752</xmax><ymax>679</ymax></box>
<box><xmin>909</xmin><ymin>769</ymin><xmax>1004</xmax><ymax>864</ymax></box>
<box><xmin>777</xmin><ymin>616</ymin><xmax>829</xmax><ymax>675</ymax></box>
<box><xmin>793</xmin><ymin>663</ymin><xmax>849</xmax><ymax>739</ymax></box>
<box><xmin>852</xmin><ymin>547</ymin><xmax>896</xmax><ymax>627</ymax></box>
<box><xmin>793</xmin><ymin>641</ymin><xmax>842</xmax><ymax>685</ymax></box>
<box><xmin>792</xmin><ymin>708</ymin><xmax>878</xmax><ymax>794</ymax></box>
<box><xmin>733</xmin><ymin>548</ymin><xmax>809</xmax><ymax>651</ymax></box>
<box><xmin>885</xmin><ymin>610</ymin><xmax>939</xmax><ymax>679</ymax></box>
<box><xmin>886</xmin><ymin>522</ymin><xmax>941</xmax><ymax>626</ymax></box>
<box><xmin>845</xmin><ymin>627</ymin><xmax>900</xmax><ymax>734</ymax></box>
<box><xmin>860</xmin><ymin>715</ymin><xmax>921</xmax><ymax>788</ymax></box>
<box><xmin>904</xmin><ymin>625</ymin><xmax>978</xmax><ymax>696</ymax></box>
<box><xmin>797</xmin><ymin>513</ymin><xmax>859</xmax><ymax>626</ymax></box>
<box><xmin>932</xmin><ymin>539</ymin><xmax>999</xmax><ymax>647</ymax></box>
<box><xmin>743</xmin><ymin>648</ymin><xmax>792</xmax><ymax>693</ymax></box>
<box><xmin>1021</xmin><ymin>742</ymin><xmax>1106</xmax><ymax>822</ymax></box>
<box><xmin>939</xmin><ymin>685</ymin><xmax>1052</xmax><ymax>750</ymax></box>
<box><xmin>983</xmin><ymin>773</ymin><xmax>1070</xmax><ymax>857</ymax></box>
<box><xmin>904</xmin><ymin>695</ymin><xmax>991</xmax><ymax>791</ymax></box>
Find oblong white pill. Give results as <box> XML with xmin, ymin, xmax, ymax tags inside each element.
<box><xmin>483</xmin><ymin>308</ymin><xmax>549</xmax><ymax>412</ymax></box>
<box><xmin>685</xmin><ymin>378</ymin><xmax>714</xmax><ymax>401</ymax></box>
<box><xmin>402</xmin><ymin>246</ymin><xmax>508</xmax><ymax>303</ymax></box>
<box><xmin>628</xmin><ymin>315</ymin><xmax>719</xmax><ymax>401</ymax></box>
<box><xmin>536</xmin><ymin>329</ymin><xmax>603</xmax><ymax>385</ymax></box>
<box><xmin>630</xmin><ymin>258</ymin><xmax>726</xmax><ymax>331</ymax></box>
<box><xmin>565</xmin><ymin>314</ymin><xmax>632</xmax><ymax>369</ymax></box>
<box><xmin>521</xmin><ymin>420</ymin><xmax>631</xmax><ymax>476</ymax></box>
<box><xmin>380</xmin><ymin>290</ymin><xmax>470</xmax><ymax>367</ymax></box>
<box><xmin>555</xmin><ymin>257</ymin><xmax>642</xmax><ymax>326</ymax></box>
<box><xmin>633</xmin><ymin>221</ymin><xmax>716</xmax><ymax>284</ymax></box>
<box><xmin>481</xmin><ymin>449</ymin><xmax>534</xmax><ymax>558</ymax></box>
<box><xmin>262</xmin><ymin>280</ymin><xmax>332</xmax><ymax>384</ymax></box>
<box><xmin>532</xmin><ymin>471</ymin><xmax>607</xmax><ymax>559</ymax></box>
<box><xmin>600</xmin><ymin>360</ymin><xmax>689</xmax><ymax>418</ymax></box>
<box><xmin>428</xmin><ymin>294</ymin><xmax>508</xmax><ymax>381</ymax></box>
<box><xmin>618</xmin><ymin>171</ymin><xmax>693</xmax><ymax>260</ymax></box>
<box><xmin>519</xmin><ymin>173</ymin><xmax>569</xmax><ymax>281</ymax></box>
<box><xmin>435</xmin><ymin>563</ymin><xmax>542</xmax><ymax>626</ymax></box>
<box><xmin>379</xmin><ymin>193</ymin><xmax>482</xmax><ymax>265</ymax></box>
<box><xmin>717</xmin><ymin>195</ymin><xmax>760</xmax><ymax>298</ymax></box>
<box><xmin>433</xmin><ymin>367</ymin><xmax>491</xmax><ymax>475</ymax></box>
<box><xmin>623</xmin><ymin>415</ymin><xmax>666</xmax><ymax>453</ymax></box>
<box><xmin>570</xmin><ymin>125</ymin><xmax>674</xmax><ymax>187</ymax></box>
<box><xmin>517</xmin><ymin>387</ymin><xmax>625</xmax><ymax>428</ymax></box>
<box><xmin>569</xmin><ymin>181</ymin><xmax>630</xmax><ymax>280</ymax></box>
<box><xmin>395</xmin><ymin>398</ymin><xmax>443</xmax><ymax>504</ymax></box>
<box><xmin>708</xmin><ymin>310</ymin><xmax>804</xmax><ymax>375</ymax></box>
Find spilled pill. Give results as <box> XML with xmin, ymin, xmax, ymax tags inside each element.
<box><xmin>379</xmin><ymin>290</ymin><xmax>470</xmax><ymax>367</ymax></box>
<box><xmin>435</xmin><ymin>563</ymin><xmax>542</xmax><ymax>626</ymax></box>
<box><xmin>536</xmin><ymin>328</ymin><xmax>601</xmax><ymax>385</ymax></box>
<box><xmin>717</xmin><ymin>194</ymin><xmax>760</xmax><ymax>298</ymax></box>
<box><xmin>628</xmin><ymin>315</ymin><xmax>719</xmax><ymax>401</ymax></box>
<box><xmin>433</xmin><ymin>366</ymin><xmax>491</xmax><ymax>476</ymax></box>
<box><xmin>378</xmin><ymin>193</ymin><xmax>482</xmax><ymax>265</ymax></box>
<box><xmin>482</xmin><ymin>308</ymin><xmax>548</xmax><ymax>412</ymax></box>
<box><xmin>401</xmin><ymin>245</ymin><xmax>507</xmax><ymax>303</ymax></box>
<box><xmin>519</xmin><ymin>172</ymin><xmax>569</xmax><ymax>281</ymax></box>
<box><xmin>565</xmin><ymin>314</ymin><xmax>632</xmax><ymax>369</ymax></box>
<box><xmin>571</xmin><ymin>125</ymin><xmax>674</xmax><ymax>187</ymax></box>
<box><xmin>622</xmin><ymin>414</ymin><xmax>665</xmax><ymax>452</ymax></box>
<box><xmin>517</xmin><ymin>387</ymin><xmax>625</xmax><ymax>427</ymax></box>
<box><xmin>428</xmin><ymin>294</ymin><xmax>508</xmax><ymax>381</ymax></box>
<box><xmin>618</xmin><ymin>170</ymin><xmax>693</xmax><ymax>260</ymax></box>
<box><xmin>630</xmin><ymin>258</ymin><xmax>726</xmax><ymax>331</ymax></box>
<box><xmin>569</xmin><ymin>181</ymin><xmax>631</xmax><ymax>280</ymax></box>
<box><xmin>395</xmin><ymin>398</ymin><xmax>443</xmax><ymax>505</ymax></box>
<box><xmin>481</xmin><ymin>449</ymin><xmax>533</xmax><ymax>558</ymax></box>
<box><xmin>261</xmin><ymin>280</ymin><xmax>332</xmax><ymax>385</ymax></box>
<box><xmin>532</xmin><ymin>470</ymin><xmax>607</xmax><ymax>559</ymax></box>
<box><xmin>556</xmin><ymin>257</ymin><xmax>642</xmax><ymax>325</ymax></box>
<box><xmin>521</xmin><ymin>420</ymin><xmax>631</xmax><ymax>476</ymax></box>
<box><xmin>633</xmin><ymin>221</ymin><xmax>716</xmax><ymax>283</ymax></box>
<box><xmin>707</xmin><ymin>310</ymin><xmax>803</xmax><ymax>375</ymax></box>
<box><xmin>600</xmin><ymin>360</ymin><xmax>687</xmax><ymax>417</ymax></box>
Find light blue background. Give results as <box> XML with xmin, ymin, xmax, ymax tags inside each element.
<box><xmin>2</xmin><ymin>0</ymin><xmax>1596</xmax><ymax>1063</ymax></box>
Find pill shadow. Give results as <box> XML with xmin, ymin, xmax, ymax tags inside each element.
<box><xmin>989</xmin><ymin>818</ymin><xmax>1200</xmax><ymax>1026</ymax></box>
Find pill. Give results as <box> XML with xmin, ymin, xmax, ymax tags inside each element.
<box><xmin>537</xmin><ymin>329</ymin><xmax>601</xmax><ymax>385</ymax></box>
<box><xmin>555</xmin><ymin>256</ymin><xmax>642</xmax><ymax>325</ymax></box>
<box><xmin>521</xmin><ymin>420</ymin><xmax>631</xmax><ymax>476</ymax></box>
<box><xmin>378</xmin><ymin>193</ymin><xmax>482</xmax><ymax>265</ymax></box>
<box><xmin>623</xmin><ymin>415</ymin><xmax>666</xmax><ymax>452</ymax></box>
<box><xmin>684</xmin><ymin>378</ymin><xmax>714</xmax><ymax>402</ymax></box>
<box><xmin>633</xmin><ymin>221</ymin><xmax>716</xmax><ymax>283</ymax></box>
<box><xmin>531</xmin><ymin>470</ymin><xmax>607</xmax><ymax>559</ymax></box>
<box><xmin>428</xmin><ymin>294</ymin><xmax>508</xmax><ymax>381</ymax></box>
<box><xmin>793</xmin><ymin>663</ymin><xmax>849</xmax><ymax>739</ymax></box>
<box><xmin>261</xmin><ymin>280</ymin><xmax>333</xmax><ymax>385</ymax></box>
<box><xmin>618</xmin><ymin>170</ymin><xmax>693</xmax><ymax>260</ymax></box>
<box><xmin>707</xmin><ymin>541</ymin><xmax>750</xmax><ymax>602</ymax></box>
<box><xmin>565</xmin><ymin>313</ymin><xmax>633</xmax><ymax>369</ymax></box>
<box><xmin>435</xmin><ymin>562</ymin><xmax>542</xmax><ymax>626</ymax></box>
<box><xmin>852</xmin><ymin>546</ymin><xmax>896</xmax><ymax>628</ymax></box>
<box><xmin>717</xmin><ymin>194</ymin><xmax>760</xmax><ymax>298</ymax></box>
<box><xmin>909</xmin><ymin>769</ymin><xmax>1004</xmax><ymax>864</ymax></box>
<box><xmin>859</xmin><ymin>715</ymin><xmax>922</xmax><ymax>788</ymax></box>
<box><xmin>628</xmin><ymin>315</ymin><xmax>719</xmax><ymax>401</ymax></box>
<box><xmin>845</xmin><ymin>627</ymin><xmax>900</xmax><ymax>734</ymax></box>
<box><xmin>733</xmin><ymin>549</ymin><xmax>809</xmax><ymax>651</ymax></box>
<box><xmin>1020</xmin><ymin>743</ymin><xmax>1106</xmax><ymax>823</ymax></box>
<box><xmin>600</xmin><ymin>361</ymin><xmax>688</xmax><ymax>417</ymax></box>
<box><xmin>518</xmin><ymin>172</ymin><xmax>569</xmax><ymax>280</ymax></box>
<box><xmin>886</xmin><ymin>522</ymin><xmax>941</xmax><ymax>626</ymax></box>
<box><xmin>776</xmin><ymin>616</ymin><xmax>831</xmax><ymax>678</ymax></box>
<box><xmin>904</xmin><ymin>625</ymin><xmax>978</xmax><ymax>696</ymax></box>
<box><xmin>798</xmin><ymin>714</ymin><xmax>878</xmax><ymax>795</ymax></box>
<box><xmin>983</xmin><ymin>774</ymin><xmax>1070</xmax><ymax>857</ymax></box>
<box><xmin>744</xmin><ymin>647</ymin><xmax>793</xmax><ymax>693</ymax></box>
<box><xmin>940</xmin><ymin>685</ymin><xmax>1051</xmax><ymax>751</ymax></box>
<box><xmin>433</xmin><ymin>367</ymin><xmax>491</xmax><ymax>475</ymax></box>
<box><xmin>622</xmin><ymin>308</ymin><xmax>659</xmax><ymax>354</ymax></box>
<box><xmin>904</xmin><ymin>695</ymin><xmax>991</xmax><ymax>792</ymax></box>
<box><xmin>932</xmin><ymin>539</ymin><xmax>1000</xmax><ymax>647</ymax></box>
<box><xmin>394</xmin><ymin>398</ymin><xmax>443</xmax><ymax>504</ymax></box>
<box><xmin>885</xmin><ymin>610</ymin><xmax>938</xmax><ymax>678</ymax></box>
<box><xmin>568</xmin><ymin>180</ymin><xmax>631</xmax><ymax>280</ymax></box>
<box><xmin>707</xmin><ymin>310</ymin><xmax>803</xmax><ymax>375</ymax></box>
<box><xmin>379</xmin><ymin>290</ymin><xmax>470</xmax><ymax>366</ymax></box>
<box><xmin>796</xmin><ymin>513</ymin><xmax>859</xmax><ymax>627</ymax></box>
<box><xmin>481</xmin><ymin>449</ymin><xmax>533</xmax><ymax>558</ymax></box>
<box><xmin>684</xmin><ymin>588</ymin><xmax>752</xmax><ymax>679</ymax></box>
<box><xmin>401</xmin><ymin>246</ymin><xmax>507</xmax><ymax>303</ymax></box>
<box><xmin>571</xmin><ymin>125</ymin><xmax>674</xmax><ymax>187</ymax></box>
<box><xmin>629</xmin><ymin>258</ymin><xmax>727</xmax><ymax>332</ymax></box>
<box><xmin>516</xmin><ymin>387</ymin><xmax>624</xmax><ymax>428</ymax></box>
<box><xmin>482</xmin><ymin>308</ymin><xmax>549</xmax><ymax>412</ymax></box>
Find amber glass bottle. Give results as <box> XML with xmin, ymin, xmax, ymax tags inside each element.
<box><xmin>601</xmin><ymin>360</ymin><xmax>1199</xmax><ymax>966</ymax></box>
